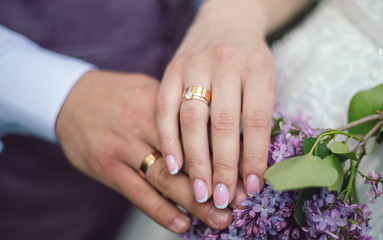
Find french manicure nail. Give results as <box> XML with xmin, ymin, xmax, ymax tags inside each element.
<box><xmin>194</xmin><ymin>179</ymin><xmax>208</xmax><ymax>203</ymax></box>
<box><xmin>214</xmin><ymin>183</ymin><xmax>229</xmax><ymax>209</ymax></box>
<box><xmin>246</xmin><ymin>174</ymin><xmax>260</xmax><ymax>196</ymax></box>
<box><xmin>166</xmin><ymin>154</ymin><xmax>178</xmax><ymax>175</ymax></box>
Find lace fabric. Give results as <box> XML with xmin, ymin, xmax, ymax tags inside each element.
<box><xmin>353</xmin><ymin>0</ymin><xmax>383</xmax><ymax>23</ymax></box>
<box><xmin>272</xmin><ymin>0</ymin><xmax>383</xmax><ymax>237</ymax></box>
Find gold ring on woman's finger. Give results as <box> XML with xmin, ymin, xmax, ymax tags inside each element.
<box><xmin>181</xmin><ymin>86</ymin><xmax>211</xmax><ymax>107</ymax></box>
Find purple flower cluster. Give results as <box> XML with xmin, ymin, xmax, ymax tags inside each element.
<box><xmin>180</xmin><ymin>114</ymin><xmax>379</xmax><ymax>240</ymax></box>
<box><xmin>302</xmin><ymin>188</ymin><xmax>372</xmax><ymax>240</ymax></box>
<box><xmin>180</xmin><ymin>185</ymin><xmax>302</xmax><ymax>240</ymax></box>
<box><xmin>179</xmin><ymin>216</ymin><xmax>222</xmax><ymax>240</ymax></box>
<box><xmin>364</xmin><ymin>170</ymin><xmax>383</xmax><ymax>203</ymax></box>
<box><xmin>268</xmin><ymin>114</ymin><xmax>322</xmax><ymax>166</ymax></box>
<box><xmin>232</xmin><ymin>185</ymin><xmax>302</xmax><ymax>240</ymax></box>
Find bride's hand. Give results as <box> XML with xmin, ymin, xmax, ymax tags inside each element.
<box><xmin>157</xmin><ymin>0</ymin><xmax>275</xmax><ymax>209</ymax></box>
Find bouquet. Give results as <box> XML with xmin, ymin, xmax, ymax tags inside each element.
<box><xmin>181</xmin><ymin>84</ymin><xmax>383</xmax><ymax>240</ymax></box>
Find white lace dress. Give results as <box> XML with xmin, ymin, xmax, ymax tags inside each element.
<box><xmin>272</xmin><ymin>0</ymin><xmax>383</xmax><ymax>237</ymax></box>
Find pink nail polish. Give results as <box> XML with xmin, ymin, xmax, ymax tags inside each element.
<box><xmin>194</xmin><ymin>179</ymin><xmax>208</xmax><ymax>203</ymax></box>
<box><xmin>214</xmin><ymin>183</ymin><xmax>229</xmax><ymax>209</ymax></box>
<box><xmin>166</xmin><ymin>154</ymin><xmax>178</xmax><ymax>175</ymax></box>
<box><xmin>246</xmin><ymin>174</ymin><xmax>260</xmax><ymax>196</ymax></box>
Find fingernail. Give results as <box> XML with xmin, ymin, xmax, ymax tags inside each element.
<box><xmin>246</xmin><ymin>174</ymin><xmax>260</xmax><ymax>196</ymax></box>
<box><xmin>172</xmin><ymin>216</ymin><xmax>190</xmax><ymax>233</ymax></box>
<box><xmin>166</xmin><ymin>154</ymin><xmax>178</xmax><ymax>175</ymax></box>
<box><xmin>214</xmin><ymin>183</ymin><xmax>229</xmax><ymax>209</ymax></box>
<box><xmin>194</xmin><ymin>179</ymin><xmax>208</xmax><ymax>203</ymax></box>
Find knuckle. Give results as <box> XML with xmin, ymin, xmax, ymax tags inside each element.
<box><xmin>129</xmin><ymin>181</ymin><xmax>150</xmax><ymax>203</ymax></box>
<box><xmin>187</xmin><ymin>157</ymin><xmax>207</xmax><ymax>171</ymax></box>
<box><xmin>91</xmin><ymin>152</ymin><xmax>115</xmax><ymax>176</ymax></box>
<box><xmin>213</xmin><ymin>159</ymin><xmax>235</xmax><ymax>173</ymax></box>
<box><xmin>244</xmin><ymin>152</ymin><xmax>267</xmax><ymax>172</ymax></box>
<box><xmin>213</xmin><ymin>43</ymin><xmax>237</xmax><ymax>64</ymax></box>
<box><xmin>251</xmin><ymin>51</ymin><xmax>274</xmax><ymax>74</ymax></box>
<box><xmin>181</xmin><ymin>106</ymin><xmax>203</xmax><ymax>129</ymax></box>
<box><xmin>189</xmin><ymin>54</ymin><xmax>209</xmax><ymax>65</ymax></box>
<box><xmin>212</xmin><ymin>112</ymin><xmax>236</xmax><ymax>137</ymax></box>
<box><xmin>90</xmin><ymin>160</ymin><xmax>104</xmax><ymax>176</ymax></box>
<box><xmin>244</xmin><ymin>110</ymin><xmax>271</xmax><ymax>134</ymax></box>
<box><xmin>159</xmin><ymin>135</ymin><xmax>176</xmax><ymax>148</ymax></box>
<box><xmin>153</xmin><ymin>201</ymin><xmax>168</xmax><ymax>220</ymax></box>
<box><xmin>244</xmin><ymin>152</ymin><xmax>263</xmax><ymax>163</ymax></box>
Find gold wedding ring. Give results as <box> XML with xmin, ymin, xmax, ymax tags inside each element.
<box><xmin>182</xmin><ymin>86</ymin><xmax>211</xmax><ymax>106</ymax></box>
<box><xmin>138</xmin><ymin>151</ymin><xmax>162</xmax><ymax>177</ymax></box>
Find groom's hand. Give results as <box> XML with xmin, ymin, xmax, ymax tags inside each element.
<box><xmin>55</xmin><ymin>70</ymin><xmax>232</xmax><ymax>232</ymax></box>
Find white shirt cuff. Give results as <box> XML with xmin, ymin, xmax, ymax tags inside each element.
<box><xmin>0</xmin><ymin>25</ymin><xmax>96</xmax><ymax>142</ymax></box>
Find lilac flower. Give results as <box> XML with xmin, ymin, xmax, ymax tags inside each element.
<box><xmin>321</xmin><ymin>189</ymin><xmax>335</xmax><ymax>204</ymax></box>
<box><xmin>272</xmin><ymin>143</ymin><xmax>295</xmax><ymax>164</ymax></box>
<box><xmin>364</xmin><ymin>170</ymin><xmax>383</xmax><ymax>203</ymax></box>
<box><xmin>277</xmin><ymin>192</ymin><xmax>294</xmax><ymax>209</ymax></box>
<box><xmin>312</xmin><ymin>209</ymin><xmax>346</xmax><ymax>232</ymax></box>
<box><xmin>302</xmin><ymin>188</ymin><xmax>373</xmax><ymax>239</ymax></box>
<box><xmin>253</xmin><ymin>197</ymin><xmax>276</xmax><ymax>218</ymax></box>
<box><xmin>220</xmin><ymin>224</ymin><xmax>245</xmax><ymax>240</ymax></box>
<box><xmin>268</xmin><ymin>113</ymin><xmax>322</xmax><ymax>166</ymax></box>
<box><xmin>312</xmin><ymin>210</ymin><xmax>337</xmax><ymax>231</ymax></box>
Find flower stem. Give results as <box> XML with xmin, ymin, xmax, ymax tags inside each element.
<box><xmin>337</xmin><ymin>112</ymin><xmax>383</xmax><ymax>131</ymax></box>
<box><xmin>353</xmin><ymin>120</ymin><xmax>383</xmax><ymax>152</ymax></box>
<box><xmin>344</xmin><ymin>160</ymin><xmax>355</xmax><ymax>201</ymax></box>
<box><xmin>355</xmin><ymin>169</ymin><xmax>383</xmax><ymax>184</ymax></box>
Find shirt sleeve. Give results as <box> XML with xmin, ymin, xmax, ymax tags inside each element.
<box><xmin>0</xmin><ymin>25</ymin><xmax>96</xmax><ymax>146</ymax></box>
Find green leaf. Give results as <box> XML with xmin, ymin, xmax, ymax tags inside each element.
<box><xmin>348</xmin><ymin>83</ymin><xmax>383</xmax><ymax>135</ymax></box>
<box><xmin>294</xmin><ymin>188</ymin><xmax>318</xmax><ymax>226</ymax></box>
<box><xmin>329</xmin><ymin>142</ymin><xmax>358</xmax><ymax>161</ymax></box>
<box><xmin>264</xmin><ymin>154</ymin><xmax>338</xmax><ymax>191</ymax></box>
<box><xmin>324</xmin><ymin>154</ymin><xmax>344</xmax><ymax>192</ymax></box>
<box><xmin>271</xmin><ymin>118</ymin><xmax>284</xmax><ymax>136</ymax></box>
<box><xmin>303</xmin><ymin>137</ymin><xmax>331</xmax><ymax>159</ymax></box>
<box><xmin>350</xmin><ymin>181</ymin><xmax>359</xmax><ymax>204</ymax></box>
<box><xmin>347</xmin><ymin>219</ymin><xmax>359</xmax><ymax>224</ymax></box>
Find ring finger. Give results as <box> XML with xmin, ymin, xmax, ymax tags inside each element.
<box><xmin>180</xmin><ymin>70</ymin><xmax>212</xmax><ymax>204</ymax></box>
<box><xmin>109</xmin><ymin>143</ymin><xmax>190</xmax><ymax>233</ymax></box>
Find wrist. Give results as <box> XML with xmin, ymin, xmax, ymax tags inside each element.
<box><xmin>197</xmin><ymin>0</ymin><xmax>269</xmax><ymax>37</ymax></box>
<box><xmin>198</xmin><ymin>0</ymin><xmax>307</xmax><ymax>36</ymax></box>
<box><xmin>55</xmin><ymin>70</ymin><xmax>98</xmax><ymax>141</ymax></box>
